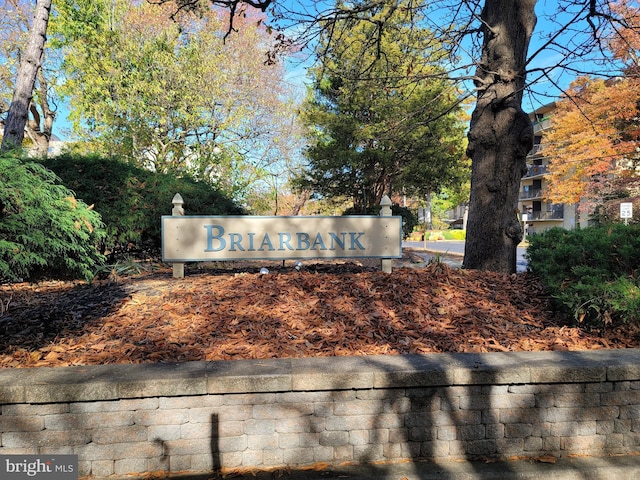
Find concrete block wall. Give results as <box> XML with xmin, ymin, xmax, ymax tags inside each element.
<box><xmin>1</xmin><ymin>350</ymin><xmax>640</xmax><ymax>478</ymax></box>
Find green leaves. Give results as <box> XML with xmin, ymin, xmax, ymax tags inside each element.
<box><xmin>53</xmin><ymin>0</ymin><xmax>300</xmax><ymax>195</ymax></box>
<box><xmin>299</xmin><ymin>3</ymin><xmax>468</xmax><ymax>210</ymax></box>
<box><xmin>40</xmin><ymin>153</ymin><xmax>244</xmax><ymax>260</ymax></box>
<box><xmin>526</xmin><ymin>224</ymin><xmax>640</xmax><ymax>327</ymax></box>
<box><xmin>0</xmin><ymin>153</ymin><xmax>106</xmax><ymax>282</ymax></box>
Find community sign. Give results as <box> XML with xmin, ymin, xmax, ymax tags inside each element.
<box><xmin>161</xmin><ymin>215</ymin><xmax>402</xmax><ymax>262</ymax></box>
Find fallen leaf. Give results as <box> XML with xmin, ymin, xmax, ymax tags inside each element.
<box><xmin>0</xmin><ymin>259</ymin><xmax>637</xmax><ymax>368</ymax></box>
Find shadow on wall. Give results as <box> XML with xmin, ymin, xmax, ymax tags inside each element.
<box><xmin>166</xmin><ymin>278</ymin><xmax>640</xmax><ymax>480</ymax></box>
<box><xmin>204</xmin><ymin>351</ymin><xmax>640</xmax><ymax>479</ymax></box>
<box><xmin>155</xmin><ymin>352</ymin><xmax>640</xmax><ymax>480</ymax></box>
<box><xmin>211</xmin><ymin>414</ymin><xmax>221</xmax><ymax>475</ymax></box>
<box><xmin>3</xmin><ymin>350</ymin><xmax>639</xmax><ymax>479</ymax></box>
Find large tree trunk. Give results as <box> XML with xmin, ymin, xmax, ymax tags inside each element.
<box><xmin>463</xmin><ymin>0</ymin><xmax>536</xmax><ymax>273</ymax></box>
<box><xmin>1</xmin><ymin>0</ymin><xmax>52</xmax><ymax>152</ymax></box>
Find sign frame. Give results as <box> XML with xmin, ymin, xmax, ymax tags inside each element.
<box><xmin>161</xmin><ymin>215</ymin><xmax>403</xmax><ymax>263</ymax></box>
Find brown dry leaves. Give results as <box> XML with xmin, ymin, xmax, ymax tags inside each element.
<box><xmin>1</xmin><ymin>262</ymin><xmax>638</xmax><ymax>368</ymax></box>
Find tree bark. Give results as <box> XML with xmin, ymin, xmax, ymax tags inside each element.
<box><xmin>1</xmin><ymin>0</ymin><xmax>52</xmax><ymax>152</ymax></box>
<box><xmin>463</xmin><ymin>0</ymin><xmax>536</xmax><ymax>273</ymax></box>
<box><xmin>25</xmin><ymin>68</ymin><xmax>56</xmax><ymax>157</ymax></box>
<box><xmin>288</xmin><ymin>189</ymin><xmax>312</xmax><ymax>216</ymax></box>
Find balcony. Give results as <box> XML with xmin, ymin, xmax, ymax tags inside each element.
<box><xmin>528</xmin><ymin>208</ymin><xmax>564</xmax><ymax>221</ymax></box>
<box><xmin>533</xmin><ymin>118</ymin><xmax>551</xmax><ymax>134</ymax></box>
<box><xmin>523</xmin><ymin>165</ymin><xmax>547</xmax><ymax>178</ymax></box>
<box><xmin>528</xmin><ymin>144</ymin><xmax>542</xmax><ymax>156</ymax></box>
<box><xmin>519</xmin><ymin>188</ymin><xmax>544</xmax><ymax>200</ymax></box>
<box><xmin>527</xmin><ymin>143</ymin><xmax>552</xmax><ymax>158</ymax></box>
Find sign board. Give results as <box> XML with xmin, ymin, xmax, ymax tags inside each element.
<box><xmin>620</xmin><ymin>202</ymin><xmax>633</xmax><ymax>219</ymax></box>
<box><xmin>162</xmin><ymin>215</ymin><xmax>402</xmax><ymax>262</ymax></box>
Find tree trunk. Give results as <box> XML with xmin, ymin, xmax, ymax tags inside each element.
<box><xmin>288</xmin><ymin>189</ymin><xmax>312</xmax><ymax>215</ymax></box>
<box><xmin>463</xmin><ymin>0</ymin><xmax>536</xmax><ymax>273</ymax></box>
<box><xmin>1</xmin><ymin>0</ymin><xmax>52</xmax><ymax>152</ymax></box>
<box><xmin>25</xmin><ymin>69</ymin><xmax>56</xmax><ymax>157</ymax></box>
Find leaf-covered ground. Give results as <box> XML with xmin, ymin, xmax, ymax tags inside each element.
<box><xmin>1</xmin><ymin>255</ymin><xmax>639</xmax><ymax>369</ymax></box>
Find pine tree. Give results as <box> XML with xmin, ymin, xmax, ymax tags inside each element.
<box><xmin>298</xmin><ymin>4</ymin><xmax>468</xmax><ymax>211</ymax></box>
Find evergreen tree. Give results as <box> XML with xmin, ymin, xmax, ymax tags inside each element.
<box><xmin>297</xmin><ymin>3</ymin><xmax>468</xmax><ymax>212</ymax></box>
<box><xmin>0</xmin><ymin>152</ymin><xmax>105</xmax><ymax>282</ymax></box>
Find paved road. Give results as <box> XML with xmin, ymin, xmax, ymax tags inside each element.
<box><xmin>402</xmin><ymin>240</ymin><xmax>528</xmax><ymax>273</ymax></box>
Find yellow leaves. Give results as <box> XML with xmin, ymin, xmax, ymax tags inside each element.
<box><xmin>73</xmin><ymin>217</ymin><xmax>95</xmax><ymax>233</ymax></box>
<box><xmin>544</xmin><ymin>76</ymin><xmax>640</xmax><ymax>204</ymax></box>
<box><xmin>609</xmin><ymin>1</ymin><xmax>640</xmax><ymax>66</ymax></box>
<box><xmin>83</xmin><ymin>218</ymin><xmax>95</xmax><ymax>233</ymax></box>
<box><xmin>64</xmin><ymin>196</ymin><xmax>78</xmax><ymax>209</ymax></box>
<box><xmin>29</xmin><ymin>351</ymin><xmax>42</xmax><ymax>362</ymax></box>
<box><xmin>44</xmin><ymin>351</ymin><xmax>61</xmax><ymax>362</ymax></box>
<box><xmin>40</xmin><ymin>345</ymin><xmax>68</xmax><ymax>353</ymax></box>
<box><xmin>62</xmin><ymin>195</ymin><xmax>97</xmax><ymax>233</ymax></box>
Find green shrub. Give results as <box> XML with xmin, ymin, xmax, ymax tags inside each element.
<box><xmin>442</xmin><ymin>229</ymin><xmax>466</xmax><ymax>240</ymax></box>
<box><xmin>393</xmin><ymin>205</ymin><xmax>418</xmax><ymax>239</ymax></box>
<box><xmin>40</xmin><ymin>154</ymin><xmax>244</xmax><ymax>260</ymax></box>
<box><xmin>425</xmin><ymin>230</ymin><xmax>465</xmax><ymax>241</ymax></box>
<box><xmin>526</xmin><ymin>225</ymin><xmax>640</xmax><ymax>326</ymax></box>
<box><xmin>0</xmin><ymin>153</ymin><xmax>105</xmax><ymax>282</ymax></box>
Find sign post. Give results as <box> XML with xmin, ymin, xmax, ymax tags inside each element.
<box><xmin>521</xmin><ymin>213</ymin><xmax>528</xmax><ymax>240</ymax></box>
<box><xmin>620</xmin><ymin>202</ymin><xmax>633</xmax><ymax>225</ymax></box>
<box><xmin>380</xmin><ymin>195</ymin><xmax>393</xmax><ymax>273</ymax></box>
<box><xmin>171</xmin><ymin>193</ymin><xmax>185</xmax><ymax>279</ymax></box>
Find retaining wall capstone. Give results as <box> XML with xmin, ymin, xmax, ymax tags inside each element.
<box><xmin>1</xmin><ymin>350</ymin><xmax>640</xmax><ymax>478</ymax></box>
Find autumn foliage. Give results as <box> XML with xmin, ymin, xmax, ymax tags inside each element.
<box><xmin>608</xmin><ymin>0</ymin><xmax>640</xmax><ymax>73</ymax></box>
<box><xmin>543</xmin><ymin>76</ymin><xmax>640</xmax><ymax>208</ymax></box>
<box><xmin>543</xmin><ymin>0</ymin><xmax>640</xmax><ymax>212</ymax></box>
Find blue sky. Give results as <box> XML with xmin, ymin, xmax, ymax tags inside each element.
<box><xmin>51</xmin><ymin>0</ymin><xmax>627</xmax><ymax>141</ymax></box>
<box><xmin>280</xmin><ymin>0</ymin><xmax>626</xmax><ymax>118</ymax></box>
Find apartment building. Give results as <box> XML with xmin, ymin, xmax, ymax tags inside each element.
<box><xmin>519</xmin><ymin>103</ymin><xmax>586</xmax><ymax>237</ymax></box>
<box><xmin>445</xmin><ymin>102</ymin><xmax>589</xmax><ymax>234</ymax></box>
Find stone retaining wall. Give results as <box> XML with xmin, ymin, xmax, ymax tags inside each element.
<box><xmin>1</xmin><ymin>350</ymin><xmax>640</xmax><ymax>478</ymax></box>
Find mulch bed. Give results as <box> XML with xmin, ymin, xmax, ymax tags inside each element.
<box><xmin>1</xmin><ymin>257</ymin><xmax>639</xmax><ymax>369</ymax></box>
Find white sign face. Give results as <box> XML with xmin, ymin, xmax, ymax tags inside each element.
<box><xmin>162</xmin><ymin>215</ymin><xmax>403</xmax><ymax>262</ymax></box>
<box><xmin>620</xmin><ymin>202</ymin><xmax>633</xmax><ymax>219</ymax></box>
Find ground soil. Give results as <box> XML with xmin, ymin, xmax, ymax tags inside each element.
<box><xmin>1</xmin><ymin>251</ymin><xmax>638</xmax><ymax>369</ymax></box>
